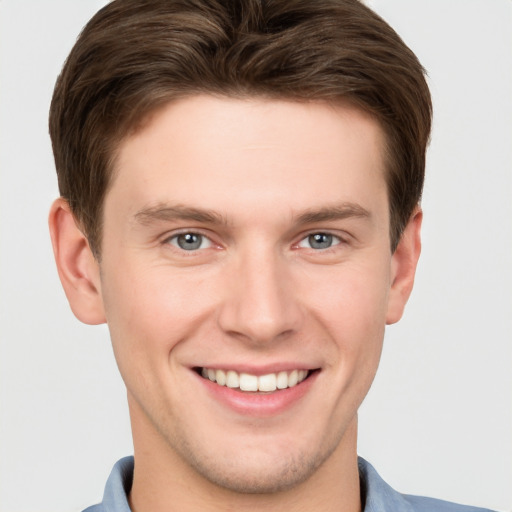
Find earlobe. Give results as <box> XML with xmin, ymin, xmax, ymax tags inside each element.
<box><xmin>48</xmin><ymin>198</ymin><xmax>106</xmax><ymax>325</ymax></box>
<box><xmin>386</xmin><ymin>208</ymin><xmax>422</xmax><ymax>325</ymax></box>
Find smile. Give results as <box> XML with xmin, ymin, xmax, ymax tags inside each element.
<box><xmin>200</xmin><ymin>367</ymin><xmax>310</xmax><ymax>392</ymax></box>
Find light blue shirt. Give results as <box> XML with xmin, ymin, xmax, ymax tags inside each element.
<box><xmin>83</xmin><ymin>456</ymin><xmax>496</xmax><ymax>512</ymax></box>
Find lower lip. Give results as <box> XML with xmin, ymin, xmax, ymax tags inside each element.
<box><xmin>195</xmin><ymin>370</ymin><xmax>318</xmax><ymax>417</ymax></box>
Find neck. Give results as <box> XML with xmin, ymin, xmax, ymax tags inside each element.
<box><xmin>128</xmin><ymin>398</ymin><xmax>361</xmax><ymax>512</ymax></box>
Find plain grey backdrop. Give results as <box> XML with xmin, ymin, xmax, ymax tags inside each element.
<box><xmin>0</xmin><ymin>1</ymin><xmax>511</xmax><ymax>511</ymax></box>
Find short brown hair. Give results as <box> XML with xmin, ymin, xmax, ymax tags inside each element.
<box><xmin>49</xmin><ymin>0</ymin><xmax>432</xmax><ymax>256</ymax></box>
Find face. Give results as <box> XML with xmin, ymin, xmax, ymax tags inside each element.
<box><xmin>89</xmin><ymin>96</ymin><xmax>416</xmax><ymax>492</ymax></box>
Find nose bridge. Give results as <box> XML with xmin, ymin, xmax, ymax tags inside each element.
<box><xmin>218</xmin><ymin>242</ymin><xmax>301</xmax><ymax>344</ymax></box>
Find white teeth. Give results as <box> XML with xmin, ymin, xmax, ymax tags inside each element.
<box><xmin>239</xmin><ymin>373</ymin><xmax>258</xmax><ymax>391</ymax></box>
<box><xmin>276</xmin><ymin>371</ymin><xmax>288</xmax><ymax>389</ymax></box>
<box><xmin>226</xmin><ymin>370</ymin><xmax>239</xmax><ymax>388</ymax></box>
<box><xmin>215</xmin><ymin>369</ymin><xmax>226</xmax><ymax>386</ymax></box>
<box><xmin>288</xmin><ymin>369</ymin><xmax>298</xmax><ymax>387</ymax></box>
<box><xmin>258</xmin><ymin>373</ymin><xmax>277</xmax><ymax>392</ymax></box>
<box><xmin>200</xmin><ymin>367</ymin><xmax>309</xmax><ymax>391</ymax></box>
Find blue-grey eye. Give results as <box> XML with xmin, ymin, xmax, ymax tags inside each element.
<box><xmin>298</xmin><ymin>233</ymin><xmax>339</xmax><ymax>250</ymax></box>
<box><xmin>170</xmin><ymin>233</ymin><xmax>211</xmax><ymax>251</ymax></box>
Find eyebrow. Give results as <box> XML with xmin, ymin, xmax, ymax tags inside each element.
<box><xmin>295</xmin><ymin>203</ymin><xmax>371</xmax><ymax>224</ymax></box>
<box><xmin>134</xmin><ymin>204</ymin><xmax>227</xmax><ymax>226</ymax></box>
<box><xmin>133</xmin><ymin>201</ymin><xmax>371</xmax><ymax>228</ymax></box>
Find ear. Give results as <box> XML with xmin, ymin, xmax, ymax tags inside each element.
<box><xmin>386</xmin><ymin>208</ymin><xmax>422</xmax><ymax>325</ymax></box>
<box><xmin>48</xmin><ymin>198</ymin><xmax>106</xmax><ymax>325</ymax></box>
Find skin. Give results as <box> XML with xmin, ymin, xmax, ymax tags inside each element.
<box><xmin>49</xmin><ymin>96</ymin><xmax>421</xmax><ymax>512</ymax></box>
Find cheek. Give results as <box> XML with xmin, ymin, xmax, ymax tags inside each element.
<box><xmin>303</xmin><ymin>260</ymin><xmax>390</xmax><ymax>385</ymax></box>
<box><xmin>100</xmin><ymin>261</ymin><xmax>219</xmax><ymax>364</ymax></box>
<box><xmin>306</xmin><ymin>260</ymin><xmax>391</xmax><ymax>336</ymax></box>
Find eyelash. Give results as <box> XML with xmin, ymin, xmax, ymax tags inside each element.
<box><xmin>163</xmin><ymin>230</ymin><xmax>215</xmax><ymax>252</ymax></box>
<box><xmin>296</xmin><ymin>232</ymin><xmax>344</xmax><ymax>251</ymax></box>
<box><xmin>162</xmin><ymin>230</ymin><xmax>347</xmax><ymax>254</ymax></box>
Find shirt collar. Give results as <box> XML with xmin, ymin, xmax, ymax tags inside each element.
<box><xmin>99</xmin><ymin>456</ymin><xmax>133</xmax><ymax>512</ymax></box>
<box><xmin>358</xmin><ymin>457</ymin><xmax>413</xmax><ymax>512</ymax></box>
<box><xmin>98</xmin><ymin>455</ymin><xmax>413</xmax><ymax>512</ymax></box>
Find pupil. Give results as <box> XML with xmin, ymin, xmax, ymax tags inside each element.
<box><xmin>309</xmin><ymin>233</ymin><xmax>332</xmax><ymax>249</ymax></box>
<box><xmin>178</xmin><ymin>233</ymin><xmax>201</xmax><ymax>250</ymax></box>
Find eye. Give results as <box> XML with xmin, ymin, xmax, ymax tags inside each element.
<box><xmin>168</xmin><ymin>232</ymin><xmax>212</xmax><ymax>251</ymax></box>
<box><xmin>298</xmin><ymin>232</ymin><xmax>341</xmax><ymax>250</ymax></box>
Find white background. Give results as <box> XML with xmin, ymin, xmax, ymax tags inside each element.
<box><xmin>0</xmin><ymin>1</ymin><xmax>510</xmax><ymax>511</ymax></box>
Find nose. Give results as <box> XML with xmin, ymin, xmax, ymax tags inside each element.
<box><xmin>217</xmin><ymin>246</ymin><xmax>303</xmax><ymax>346</ymax></box>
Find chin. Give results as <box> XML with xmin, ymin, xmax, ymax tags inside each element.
<box><xmin>190</xmin><ymin>453</ymin><xmax>322</xmax><ymax>494</ymax></box>
<box><xmin>173</xmin><ymin>430</ymin><xmax>343</xmax><ymax>495</ymax></box>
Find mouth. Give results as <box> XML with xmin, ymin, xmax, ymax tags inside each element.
<box><xmin>196</xmin><ymin>367</ymin><xmax>313</xmax><ymax>392</ymax></box>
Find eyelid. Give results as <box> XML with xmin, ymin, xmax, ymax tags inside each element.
<box><xmin>297</xmin><ymin>232</ymin><xmax>342</xmax><ymax>249</ymax></box>
<box><xmin>161</xmin><ymin>228</ymin><xmax>219</xmax><ymax>250</ymax></box>
<box><xmin>294</xmin><ymin>229</ymin><xmax>348</xmax><ymax>247</ymax></box>
<box><xmin>170</xmin><ymin>233</ymin><xmax>212</xmax><ymax>250</ymax></box>
<box><xmin>158</xmin><ymin>228</ymin><xmax>350</xmax><ymax>252</ymax></box>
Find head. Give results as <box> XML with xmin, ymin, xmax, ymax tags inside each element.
<box><xmin>48</xmin><ymin>0</ymin><xmax>431</xmax><ymax>502</ymax></box>
<box><xmin>49</xmin><ymin>0</ymin><xmax>431</xmax><ymax>259</ymax></box>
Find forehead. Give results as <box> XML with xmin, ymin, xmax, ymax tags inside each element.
<box><xmin>109</xmin><ymin>95</ymin><xmax>388</xmax><ymax>224</ymax></box>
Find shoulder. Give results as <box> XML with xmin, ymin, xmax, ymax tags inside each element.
<box><xmin>81</xmin><ymin>456</ymin><xmax>134</xmax><ymax>512</ymax></box>
<box><xmin>358</xmin><ymin>457</ymin><xmax>496</xmax><ymax>512</ymax></box>
<box><xmin>403</xmin><ymin>494</ymin><xmax>496</xmax><ymax>512</ymax></box>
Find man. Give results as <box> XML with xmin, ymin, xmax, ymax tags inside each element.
<box><xmin>47</xmin><ymin>1</ymin><xmax>495</xmax><ymax>511</ymax></box>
